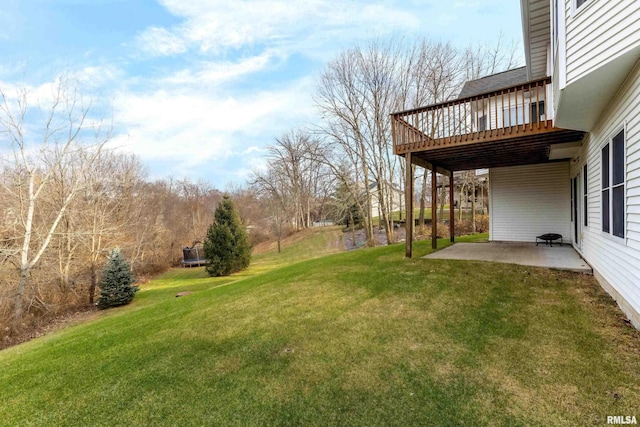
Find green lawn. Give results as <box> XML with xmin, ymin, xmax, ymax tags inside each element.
<box><xmin>251</xmin><ymin>226</ymin><xmax>345</xmax><ymax>272</ymax></box>
<box><xmin>1</xmin><ymin>230</ymin><xmax>639</xmax><ymax>426</ymax></box>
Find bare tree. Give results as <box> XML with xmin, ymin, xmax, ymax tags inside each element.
<box><xmin>396</xmin><ymin>41</ymin><xmax>467</xmax><ymax>228</ymax></box>
<box><xmin>464</xmin><ymin>32</ymin><xmax>522</xmax><ymax>80</ymax></box>
<box><xmin>267</xmin><ymin>130</ymin><xmax>322</xmax><ymax>230</ymax></box>
<box><xmin>250</xmin><ymin>168</ymin><xmax>291</xmax><ymax>253</ymax></box>
<box><xmin>315</xmin><ymin>49</ymin><xmax>377</xmax><ymax>245</ymax></box>
<box><xmin>315</xmin><ymin>40</ymin><xmax>407</xmax><ymax>245</ymax></box>
<box><xmin>78</xmin><ymin>152</ymin><xmax>146</xmax><ymax>304</ymax></box>
<box><xmin>253</xmin><ymin>130</ymin><xmax>330</xmax><ymax>241</ymax></box>
<box><xmin>316</xmin><ymin>39</ymin><xmax>471</xmax><ymax>244</ymax></box>
<box><xmin>0</xmin><ymin>75</ymin><xmax>110</xmax><ymax>330</ymax></box>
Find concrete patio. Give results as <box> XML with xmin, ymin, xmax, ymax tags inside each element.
<box><xmin>423</xmin><ymin>242</ymin><xmax>592</xmax><ymax>273</ymax></box>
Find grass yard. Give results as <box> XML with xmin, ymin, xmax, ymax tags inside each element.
<box><xmin>1</xmin><ymin>230</ymin><xmax>640</xmax><ymax>426</ymax></box>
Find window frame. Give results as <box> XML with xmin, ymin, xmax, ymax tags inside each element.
<box><xmin>572</xmin><ymin>0</ymin><xmax>596</xmax><ymax>18</ymax></box>
<box><xmin>477</xmin><ymin>115</ymin><xmax>487</xmax><ymax>132</ymax></box>
<box><xmin>583</xmin><ymin>163</ymin><xmax>588</xmax><ymax>227</ymax></box>
<box><xmin>601</xmin><ymin>126</ymin><xmax>626</xmax><ymax>241</ymax></box>
<box><xmin>502</xmin><ymin>106</ymin><xmax>528</xmax><ymax>127</ymax></box>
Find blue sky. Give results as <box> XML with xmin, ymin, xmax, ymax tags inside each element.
<box><xmin>0</xmin><ymin>0</ymin><xmax>523</xmax><ymax>188</ymax></box>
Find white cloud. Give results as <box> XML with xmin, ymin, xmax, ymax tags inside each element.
<box><xmin>136</xmin><ymin>0</ymin><xmax>421</xmax><ymax>60</ymax></box>
<box><xmin>136</xmin><ymin>26</ymin><xmax>187</xmax><ymax>57</ymax></box>
<box><xmin>108</xmin><ymin>75</ymin><xmax>316</xmax><ymax>179</ymax></box>
<box><xmin>72</xmin><ymin>65</ymin><xmax>125</xmax><ymax>92</ymax></box>
<box><xmin>160</xmin><ymin>52</ymin><xmax>274</xmax><ymax>86</ymax></box>
<box><xmin>241</xmin><ymin>146</ymin><xmax>268</xmax><ymax>155</ymax></box>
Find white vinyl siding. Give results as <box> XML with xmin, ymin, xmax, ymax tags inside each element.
<box><xmin>571</xmin><ymin>61</ymin><xmax>640</xmax><ymax>327</ymax></box>
<box><xmin>489</xmin><ymin>163</ymin><xmax>570</xmax><ymax>242</ymax></box>
<box><xmin>565</xmin><ymin>0</ymin><xmax>640</xmax><ymax>85</ymax></box>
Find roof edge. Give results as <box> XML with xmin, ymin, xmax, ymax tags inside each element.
<box><xmin>521</xmin><ymin>0</ymin><xmax>534</xmax><ymax>80</ymax></box>
<box><xmin>457</xmin><ymin>66</ymin><xmax>529</xmax><ymax>99</ymax></box>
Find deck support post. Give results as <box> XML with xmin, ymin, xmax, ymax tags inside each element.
<box><xmin>432</xmin><ymin>167</ymin><xmax>437</xmax><ymax>249</ymax></box>
<box><xmin>449</xmin><ymin>170</ymin><xmax>455</xmax><ymax>243</ymax></box>
<box><xmin>405</xmin><ymin>152</ymin><xmax>414</xmax><ymax>258</ymax></box>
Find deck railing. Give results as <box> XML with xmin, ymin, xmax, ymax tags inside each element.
<box><xmin>391</xmin><ymin>77</ymin><xmax>552</xmax><ymax>154</ymax></box>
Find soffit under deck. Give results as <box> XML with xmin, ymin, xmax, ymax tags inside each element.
<box><xmin>409</xmin><ymin>129</ymin><xmax>585</xmax><ymax>172</ymax></box>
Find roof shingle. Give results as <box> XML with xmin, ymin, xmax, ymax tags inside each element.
<box><xmin>457</xmin><ymin>66</ymin><xmax>529</xmax><ymax>99</ymax></box>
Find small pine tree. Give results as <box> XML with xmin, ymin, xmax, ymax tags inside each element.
<box><xmin>97</xmin><ymin>249</ymin><xmax>138</xmax><ymax>309</ymax></box>
<box><xmin>203</xmin><ymin>194</ymin><xmax>251</xmax><ymax>277</ymax></box>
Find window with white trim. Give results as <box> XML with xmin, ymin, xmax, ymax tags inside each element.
<box><xmin>601</xmin><ymin>129</ymin><xmax>625</xmax><ymax>238</ymax></box>
<box><xmin>576</xmin><ymin>0</ymin><xmax>588</xmax><ymax>9</ymax></box>
<box><xmin>478</xmin><ymin>115</ymin><xmax>486</xmax><ymax>132</ymax></box>
<box><xmin>502</xmin><ymin>106</ymin><xmax>527</xmax><ymax>127</ymax></box>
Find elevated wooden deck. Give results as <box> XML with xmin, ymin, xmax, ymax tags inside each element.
<box><xmin>392</xmin><ymin>76</ymin><xmax>585</xmax><ymax>257</ymax></box>
<box><xmin>391</xmin><ymin>77</ymin><xmax>584</xmax><ymax>171</ymax></box>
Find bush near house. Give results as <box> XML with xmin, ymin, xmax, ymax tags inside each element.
<box><xmin>97</xmin><ymin>249</ymin><xmax>138</xmax><ymax>309</ymax></box>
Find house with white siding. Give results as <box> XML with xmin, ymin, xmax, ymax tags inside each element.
<box><xmin>391</xmin><ymin>0</ymin><xmax>640</xmax><ymax>328</ymax></box>
<box><xmin>368</xmin><ymin>181</ymin><xmax>404</xmax><ymax>222</ymax></box>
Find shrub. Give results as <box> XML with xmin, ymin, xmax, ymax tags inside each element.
<box><xmin>203</xmin><ymin>195</ymin><xmax>251</xmax><ymax>277</ymax></box>
<box><xmin>97</xmin><ymin>249</ymin><xmax>138</xmax><ymax>310</ymax></box>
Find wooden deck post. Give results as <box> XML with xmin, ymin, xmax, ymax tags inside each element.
<box><xmin>449</xmin><ymin>171</ymin><xmax>455</xmax><ymax>243</ymax></box>
<box><xmin>405</xmin><ymin>152</ymin><xmax>413</xmax><ymax>258</ymax></box>
<box><xmin>432</xmin><ymin>167</ymin><xmax>437</xmax><ymax>249</ymax></box>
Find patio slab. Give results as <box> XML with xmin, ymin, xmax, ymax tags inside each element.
<box><xmin>423</xmin><ymin>242</ymin><xmax>592</xmax><ymax>273</ymax></box>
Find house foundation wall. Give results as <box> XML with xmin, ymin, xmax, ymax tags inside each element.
<box><xmin>593</xmin><ymin>268</ymin><xmax>640</xmax><ymax>329</ymax></box>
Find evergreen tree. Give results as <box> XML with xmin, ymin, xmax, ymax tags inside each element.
<box><xmin>97</xmin><ymin>248</ymin><xmax>138</xmax><ymax>309</ymax></box>
<box><xmin>203</xmin><ymin>195</ymin><xmax>251</xmax><ymax>277</ymax></box>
